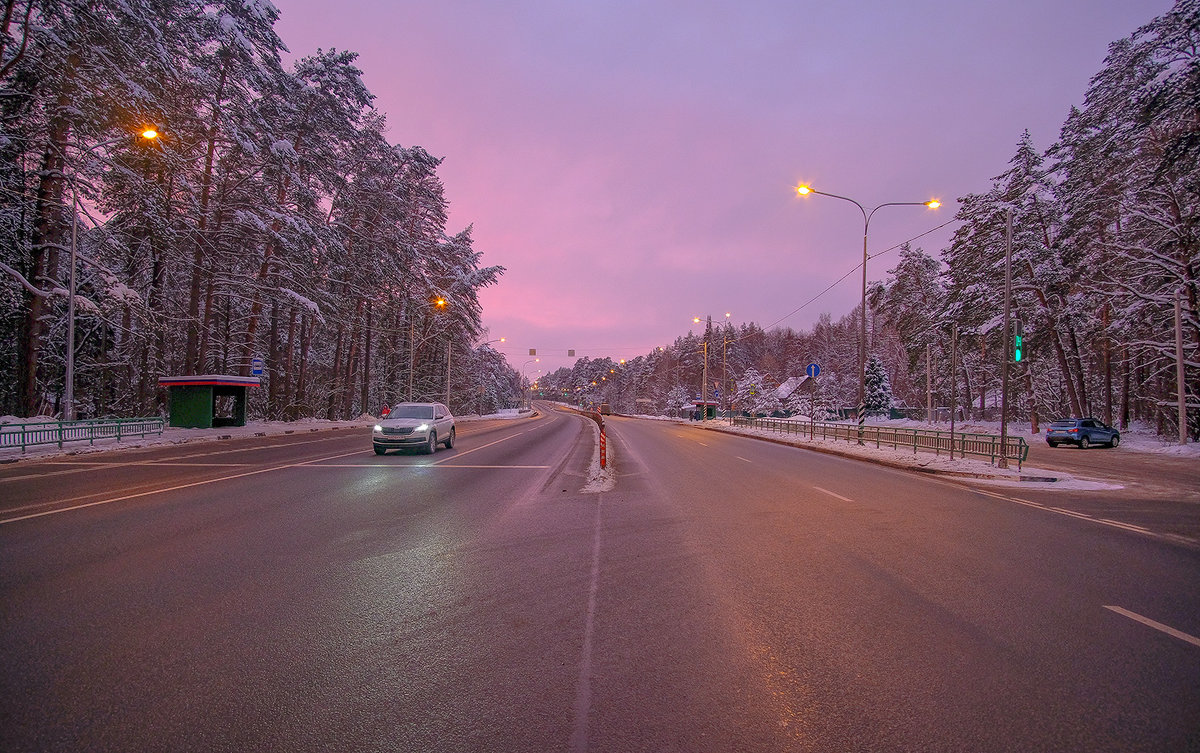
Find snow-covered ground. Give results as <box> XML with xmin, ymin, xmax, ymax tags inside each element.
<box><xmin>859</xmin><ymin>416</ymin><xmax>1200</xmax><ymax>458</ymax></box>
<box><xmin>699</xmin><ymin>421</ymin><xmax>1118</xmax><ymax>489</ymax></box>
<box><xmin>0</xmin><ymin>410</ymin><xmax>529</xmax><ymax>463</ymax></box>
<box><xmin>661</xmin><ymin>414</ymin><xmax>1199</xmax><ymax>458</ymax></box>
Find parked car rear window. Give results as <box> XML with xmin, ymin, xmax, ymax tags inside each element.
<box><xmin>1050</xmin><ymin>420</ymin><xmax>1076</xmax><ymax>428</ymax></box>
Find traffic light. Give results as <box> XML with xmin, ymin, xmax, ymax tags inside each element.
<box><xmin>1014</xmin><ymin>320</ymin><xmax>1024</xmax><ymax>362</ymax></box>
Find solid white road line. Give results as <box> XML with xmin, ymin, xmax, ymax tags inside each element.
<box><xmin>0</xmin><ymin>447</ymin><xmax>368</xmax><ymax>525</ymax></box>
<box><xmin>305</xmin><ymin>464</ymin><xmax>550</xmax><ymax>469</ymax></box>
<box><xmin>1104</xmin><ymin>605</ymin><xmax>1200</xmax><ymax>648</ymax></box>
<box><xmin>0</xmin><ymin>434</ymin><xmax>358</xmax><ymax>484</ymax></box>
<box><xmin>1098</xmin><ymin>518</ymin><xmax>1150</xmax><ymax>533</ymax></box>
<box><xmin>736</xmin><ymin>456</ymin><xmax>752</xmax><ymax>463</ymax></box>
<box><xmin>812</xmin><ymin>486</ymin><xmax>853</xmax><ymax>503</ymax></box>
<box><xmin>431</xmin><ymin>417</ymin><xmax>557</xmax><ymax>466</ymax></box>
<box><xmin>3</xmin><ymin>420</ymin><xmax>560</xmax><ymax>524</ymax></box>
<box><xmin>571</xmin><ymin>497</ymin><xmax>604</xmax><ymax>753</ymax></box>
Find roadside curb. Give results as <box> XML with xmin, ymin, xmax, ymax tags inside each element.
<box><xmin>690</xmin><ymin>422</ymin><xmax>1060</xmax><ymax>483</ymax></box>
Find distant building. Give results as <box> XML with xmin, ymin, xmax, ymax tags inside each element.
<box><xmin>772</xmin><ymin>375</ymin><xmax>812</xmax><ymax>401</ymax></box>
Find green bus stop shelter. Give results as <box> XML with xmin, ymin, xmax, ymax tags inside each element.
<box><xmin>158</xmin><ymin>375</ymin><xmax>260</xmax><ymax>429</ymax></box>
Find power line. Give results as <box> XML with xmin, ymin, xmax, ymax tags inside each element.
<box><xmin>761</xmin><ymin>217</ymin><xmax>958</xmax><ymax>332</ymax></box>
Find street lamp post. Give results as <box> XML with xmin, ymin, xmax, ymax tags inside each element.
<box><xmin>795</xmin><ymin>184</ymin><xmax>940</xmax><ymax>443</ymax></box>
<box><xmin>64</xmin><ymin>128</ymin><xmax>159</xmax><ymax>420</ymax></box>
<box><xmin>521</xmin><ymin>358</ymin><xmax>539</xmax><ymax>410</ymax></box>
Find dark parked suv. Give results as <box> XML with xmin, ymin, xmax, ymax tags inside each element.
<box><xmin>1046</xmin><ymin>418</ymin><xmax>1120</xmax><ymax>448</ymax></box>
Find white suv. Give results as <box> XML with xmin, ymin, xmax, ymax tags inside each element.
<box><xmin>373</xmin><ymin>402</ymin><xmax>456</xmax><ymax>455</ymax></box>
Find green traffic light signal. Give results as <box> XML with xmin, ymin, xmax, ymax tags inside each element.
<box><xmin>1014</xmin><ymin>321</ymin><xmax>1024</xmax><ymax>362</ymax></box>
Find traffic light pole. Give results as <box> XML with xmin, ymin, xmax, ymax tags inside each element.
<box><xmin>999</xmin><ymin>209</ymin><xmax>1013</xmax><ymax>469</ymax></box>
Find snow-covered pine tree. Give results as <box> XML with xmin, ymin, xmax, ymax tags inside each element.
<box><xmin>863</xmin><ymin>355</ymin><xmax>895</xmax><ymax>417</ymax></box>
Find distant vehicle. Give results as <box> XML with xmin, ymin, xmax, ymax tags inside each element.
<box><xmin>1046</xmin><ymin>418</ymin><xmax>1120</xmax><ymax>448</ymax></box>
<box><xmin>598</xmin><ymin>403</ymin><xmax>612</xmax><ymax>415</ymax></box>
<box><xmin>372</xmin><ymin>402</ymin><xmax>455</xmax><ymax>455</ymax></box>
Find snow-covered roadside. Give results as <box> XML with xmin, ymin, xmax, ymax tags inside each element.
<box><xmin>623</xmin><ymin>411</ymin><xmax>1198</xmax><ymax>458</ymax></box>
<box><xmin>857</xmin><ymin>416</ymin><xmax>1200</xmax><ymax>458</ymax></box>
<box><xmin>0</xmin><ymin>411</ymin><xmax>528</xmax><ymax>463</ymax></box>
<box><xmin>702</xmin><ymin>421</ymin><xmax>1064</xmax><ymax>479</ymax></box>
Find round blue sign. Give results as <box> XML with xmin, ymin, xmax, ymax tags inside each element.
<box><xmin>806</xmin><ymin>363</ymin><xmax>820</xmax><ymax>378</ymax></box>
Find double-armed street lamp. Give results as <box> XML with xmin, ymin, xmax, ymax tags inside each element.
<box><xmin>64</xmin><ymin>127</ymin><xmax>160</xmax><ymax>420</ymax></box>
<box><xmin>794</xmin><ymin>183</ymin><xmax>940</xmax><ymax>443</ymax></box>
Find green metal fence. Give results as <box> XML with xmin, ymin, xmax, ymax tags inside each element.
<box><xmin>731</xmin><ymin>416</ymin><xmax>1029</xmax><ymax>468</ymax></box>
<box><xmin>0</xmin><ymin>418</ymin><xmax>165</xmax><ymax>453</ymax></box>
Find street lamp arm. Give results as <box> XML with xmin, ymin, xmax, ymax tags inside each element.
<box><xmin>804</xmin><ymin>188</ymin><xmax>868</xmax><ymax>224</ymax></box>
<box><xmin>864</xmin><ymin>201</ymin><xmax>938</xmax><ymax>232</ymax></box>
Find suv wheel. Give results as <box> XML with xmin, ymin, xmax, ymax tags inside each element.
<box><xmin>1079</xmin><ymin>436</ymin><xmax>1090</xmax><ymax>449</ymax></box>
<box><xmin>1110</xmin><ymin>435</ymin><xmax>1120</xmax><ymax>448</ymax></box>
<box><xmin>373</xmin><ymin>444</ymin><xmax>386</xmax><ymax>456</ymax></box>
<box><xmin>444</xmin><ymin>428</ymin><xmax>455</xmax><ymax>449</ymax></box>
<box><xmin>425</xmin><ymin>431</ymin><xmax>437</xmax><ymax>454</ymax></box>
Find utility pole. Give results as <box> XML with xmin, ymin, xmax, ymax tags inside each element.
<box><xmin>446</xmin><ymin>338</ymin><xmax>452</xmax><ymax>410</ymax></box>
<box><xmin>701</xmin><ymin>340</ymin><xmax>709</xmax><ymax>421</ymax></box>
<box><xmin>1177</xmin><ymin>288</ymin><xmax>1188</xmax><ymax>445</ymax></box>
<box><xmin>999</xmin><ymin>208</ymin><xmax>1013</xmax><ymax>468</ymax></box>
<box><xmin>950</xmin><ymin>323</ymin><xmax>958</xmax><ymax>459</ymax></box>
<box><xmin>926</xmin><ymin>343</ymin><xmax>932</xmax><ymax>424</ymax></box>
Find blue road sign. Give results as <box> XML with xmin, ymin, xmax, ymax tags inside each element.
<box><xmin>251</xmin><ymin>357</ymin><xmax>264</xmax><ymax>376</ymax></box>
<box><xmin>806</xmin><ymin>363</ymin><xmax>820</xmax><ymax>378</ymax></box>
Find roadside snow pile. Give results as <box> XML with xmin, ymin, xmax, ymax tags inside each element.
<box><xmin>0</xmin><ymin>417</ymin><xmax>372</xmax><ymax>462</ymax></box>
<box><xmin>0</xmin><ymin>415</ymin><xmax>57</xmax><ymax>426</ymax></box>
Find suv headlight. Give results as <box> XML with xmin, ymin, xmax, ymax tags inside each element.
<box><xmin>415</xmin><ymin>423</ymin><xmax>429</xmax><ymax>432</ymax></box>
<box><xmin>373</xmin><ymin>424</ymin><xmax>383</xmax><ymax>432</ymax></box>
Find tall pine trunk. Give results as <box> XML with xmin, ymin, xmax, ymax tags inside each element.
<box><xmin>21</xmin><ymin>86</ymin><xmax>73</xmax><ymax>415</ymax></box>
<box><xmin>186</xmin><ymin>60</ymin><xmax>228</xmax><ymax>373</ymax></box>
<box><xmin>361</xmin><ymin>299</ymin><xmax>372</xmax><ymax>414</ymax></box>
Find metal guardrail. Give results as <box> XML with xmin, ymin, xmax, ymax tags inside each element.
<box><xmin>731</xmin><ymin>416</ymin><xmax>1029</xmax><ymax>468</ymax></box>
<box><xmin>0</xmin><ymin>417</ymin><xmax>165</xmax><ymax>453</ymax></box>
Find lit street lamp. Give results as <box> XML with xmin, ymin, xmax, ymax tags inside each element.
<box><xmin>64</xmin><ymin>127</ymin><xmax>159</xmax><ymax>420</ymax></box>
<box><xmin>795</xmin><ymin>183</ymin><xmax>940</xmax><ymax>443</ymax></box>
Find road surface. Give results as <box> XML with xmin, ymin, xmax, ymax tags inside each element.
<box><xmin>2</xmin><ymin>406</ymin><xmax>1197</xmax><ymax>751</ymax></box>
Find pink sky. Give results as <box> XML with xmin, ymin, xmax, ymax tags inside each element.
<box><xmin>275</xmin><ymin>0</ymin><xmax>1165</xmax><ymax>376</ymax></box>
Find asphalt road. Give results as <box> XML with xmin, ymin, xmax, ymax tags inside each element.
<box><xmin>2</xmin><ymin>406</ymin><xmax>1198</xmax><ymax>752</ymax></box>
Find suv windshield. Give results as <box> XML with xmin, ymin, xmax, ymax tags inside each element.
<box><xmin>393</xmin><ymin>405</ymin><xmax>434</xmax><ymax>419</ymax></box>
